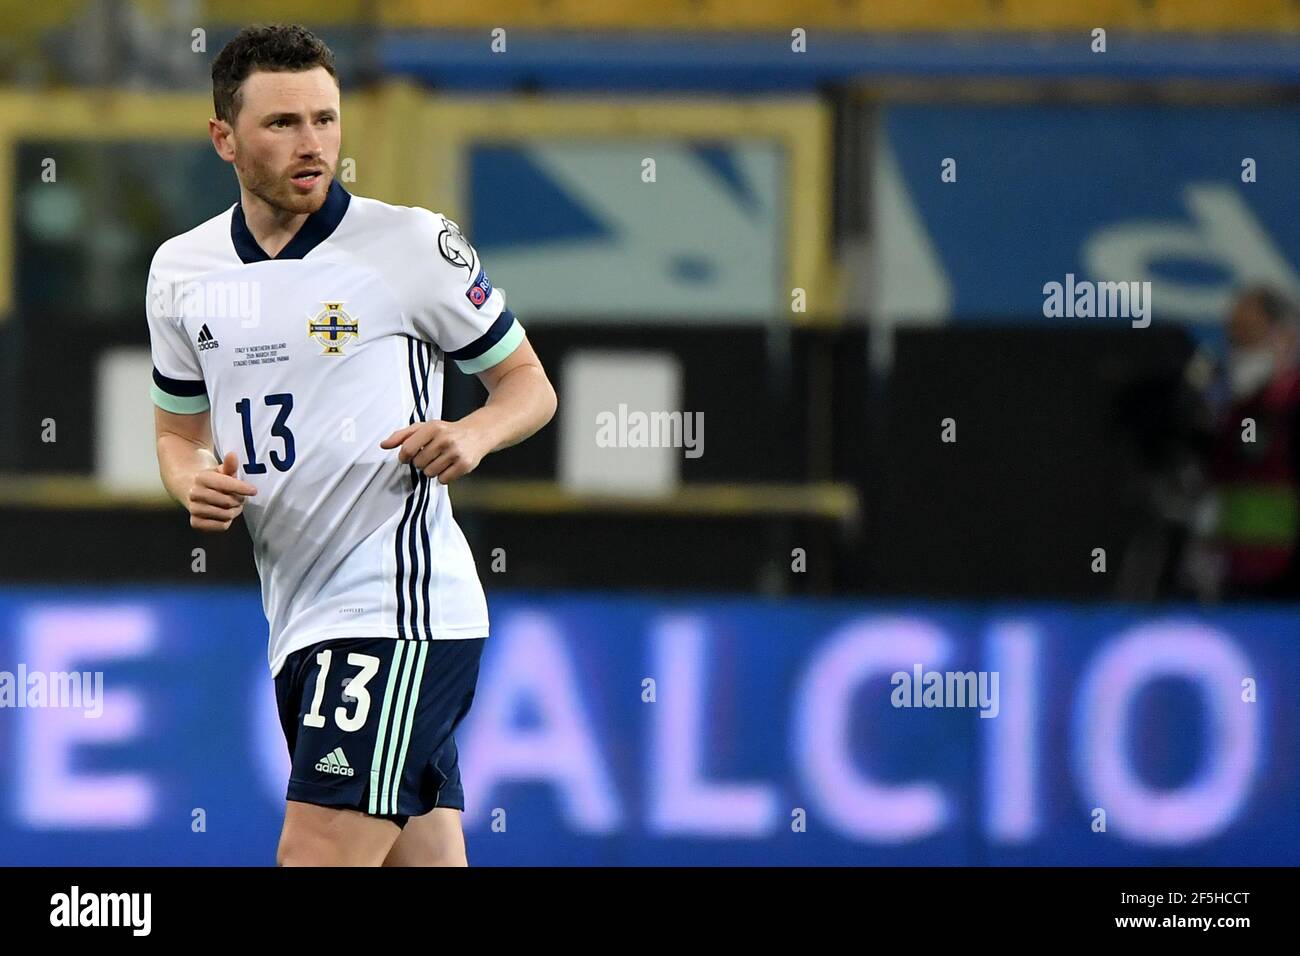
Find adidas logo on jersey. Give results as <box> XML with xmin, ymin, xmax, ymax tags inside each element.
<box><xmin>315</xmin><ymin>747</ymin><xmax>354</xmax><ymax>777</ymax></box>
<box><xmin>196</xmin><ymin>323</ymin><xmax>220</xmax><ymax>351</ymax></box>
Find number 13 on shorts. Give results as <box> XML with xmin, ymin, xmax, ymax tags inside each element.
<box><xmin>304</xmin><ymin>649</ymin><xmax>380</xmax><ymax>732</ymax></box>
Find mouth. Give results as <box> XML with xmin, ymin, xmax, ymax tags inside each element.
<box><xmin>289</xmin><ymin>169</ymin><xmax>324</xmax><ymax>190</ymax></box>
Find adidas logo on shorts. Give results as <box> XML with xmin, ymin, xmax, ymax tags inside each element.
<box><xmin>316</xmin><ymin>747</ymin><xmax>354</xmax><ymax>777</ymax></box>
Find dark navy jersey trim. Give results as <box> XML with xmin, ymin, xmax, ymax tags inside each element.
<box><xmin>395</xmin><ymin>335</ymin><xmax>439</xmax><ymax>641</ymax></box>
<box><xmin>394</xmin><ymin>337</ymin><xmax>421</xmax><ymax>638</ymax></box>
<box><xmin>446</xmin><ymin>308</ymin><xmax>515</xmax><ymax>362</ymax></box>
<box><xmin>230</xmin><ymin>179</ymin><xmax>352</xmax><ymax>264</ymax></box>
<box><xmin>414</xmin><ymin>342</ymin><xmax>435</xmax><ymax>637</ymax></box>
<box><xmin>405</xmin><ymin>342</ymin><xmax>429</xmax><ymax>638</ymax></box>
<box><xmin>152</xmin><ymin>366</ymin><xmax>206</xmax><ymax>397</ymax></box>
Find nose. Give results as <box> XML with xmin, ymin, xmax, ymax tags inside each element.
<box><xmin>298</xmin><ymin>124</ymin><xmax>323</xmax><ymax>157</ymax></box>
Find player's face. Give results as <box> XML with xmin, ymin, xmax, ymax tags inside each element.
<box><xmin>228</xmin><ymin>67</ymin><xmax>341</xmax><ymax>216</ymax></box>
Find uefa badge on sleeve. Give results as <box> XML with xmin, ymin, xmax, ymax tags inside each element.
<box><xmin>466</xmin><ymin>268</ymin><xmax>493</xmax><ymax>310</ymax></box>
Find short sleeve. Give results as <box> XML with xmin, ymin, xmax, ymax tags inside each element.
<box><xmin>410</xmin><ymin>211</ymin><xmax>525</xmax><ymax>374</ymax></box>
<box><xmin>145</xmin><ymin>255</ymin><xmax>209</xmax><ymax>414</ymax></box>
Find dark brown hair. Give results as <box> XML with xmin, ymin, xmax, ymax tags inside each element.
<box><xmin>211</xmin><ymin>24</ymin><xmax>337</xmax><ymax>123</ymax></box>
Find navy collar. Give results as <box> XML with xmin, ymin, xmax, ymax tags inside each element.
<box><xmin>230</xmin><ymin>178</ymin><xmax>351</xmax><ymax>264</ymax></box>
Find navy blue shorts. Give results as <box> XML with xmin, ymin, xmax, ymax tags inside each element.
<box><xmin>274</xmin><ymin>636</ymin><xmax>486</xmax><ymax>829</ymax></box>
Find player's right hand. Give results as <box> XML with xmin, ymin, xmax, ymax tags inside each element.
<box><xmin>186</xmin><ymin>451</ymin><xmax>258</xmax><ymax>532</ymax></box>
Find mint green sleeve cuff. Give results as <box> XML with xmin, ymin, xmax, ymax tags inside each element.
<box><xmin>453</xmin><ymin>317</ymin><xmax>525</xmax><ymax>374</ymax></box>
<box><xmin>151</xmin><ymin>381</ymin><xmax>210</xmax><ymax>414</ymax></box>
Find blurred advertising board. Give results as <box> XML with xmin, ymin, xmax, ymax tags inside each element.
<box><xmin>0</xmin><ymin>588</ymin><xmax>1295</xmax><ymax>865</ymax></box>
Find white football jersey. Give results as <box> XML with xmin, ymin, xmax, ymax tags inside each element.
<box><xmin>145</xmin><ymin>181</ymin><xmax>523</xmax><ymax>675</ymax></box>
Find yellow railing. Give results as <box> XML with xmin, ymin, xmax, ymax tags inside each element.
<box><xmin>0</xmin><ymin>474</ymin><xmax>861</xmax><ymax>523</ymax></box>
<box><xmin>0</xmin><ymin>85</ymin><xmax>835</xmax><ymax>322</ymax></box>
<box><xmin>4</xmin><ymin>0</ymin><xmax>1296</xmax><ymax>34</ymax></box>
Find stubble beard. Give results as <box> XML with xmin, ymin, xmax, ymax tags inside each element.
<box><xmin>238</xmin><ymin>154</ymin><xmax>334</xmax><ymax>217</ymax></box>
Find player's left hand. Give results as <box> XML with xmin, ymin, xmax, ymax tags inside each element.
<box><xmin>380</xmin><ymin>419</ymin><xmax>490</xmax><ymax>484</ymax></box>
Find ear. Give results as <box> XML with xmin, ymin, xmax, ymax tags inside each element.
<box><xmin>209</xmin><ymin>117</ymin><xmax>236</xmax><ymax>163</ymax></box>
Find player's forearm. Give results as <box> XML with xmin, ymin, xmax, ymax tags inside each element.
<box><xmin>156</xmin><ymin>434</ymin><xmax>219</xmax><ymax>505</ymax></box>
<box><xmin>465</xmin><ymin>365</ymin><xmax>557</xmax><ymax>453</ymax></box>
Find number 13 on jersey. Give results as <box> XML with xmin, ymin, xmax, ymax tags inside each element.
<box><xmin>236</xmin><ymin>392</ymin><xmax>296</xmax><ymax>473</ymax></box>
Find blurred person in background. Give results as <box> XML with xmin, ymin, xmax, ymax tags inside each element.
<box><xmin>1197</xmin><ymin>287</ymin><xmax>1300</xmax><ymax>599</ymax></box>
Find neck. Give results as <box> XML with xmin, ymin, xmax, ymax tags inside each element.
<box><xmin>239</xmin><ymin>185</ymin><xmax>309</xmax><ymax>259</ymax></box>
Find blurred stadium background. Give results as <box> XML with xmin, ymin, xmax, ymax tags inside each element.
<box><xmin>1</xmin><ymin>0</ymin><xmax>1299</xmax><ymax>865</ymax></box>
